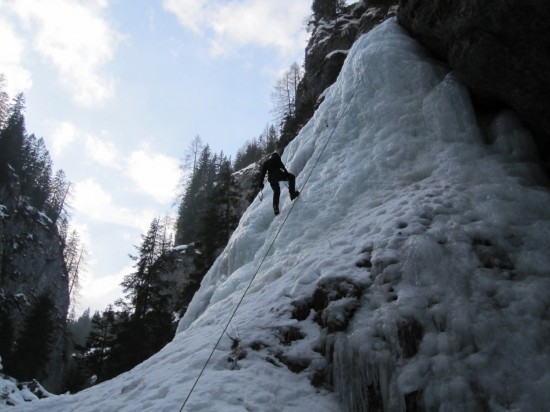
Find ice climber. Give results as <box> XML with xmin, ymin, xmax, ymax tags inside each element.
<box><xmin>259</xmin><ymin>152</ymin><xmax>299</xmax><ymax>215</ymax></box>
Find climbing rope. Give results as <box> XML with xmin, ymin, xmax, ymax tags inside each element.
<box><xmin>177</xmin><ymin>27</ymin><xmax>387</xmax><ymax>412</ymax></box>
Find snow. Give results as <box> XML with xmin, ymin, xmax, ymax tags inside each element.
<box><xmin>0</xmin><ymin>204</ymin><xmax>8</xmax><ymax>219</ymax></box>
<box><xmin>0</xmin><ymin>376</ymin><xmax>53</xmax><ymax>406</ymax></box>
<box><xmin>9</xmin><ymin>19</ymin><xmax>550</xmax><ymax>411</ymax></box>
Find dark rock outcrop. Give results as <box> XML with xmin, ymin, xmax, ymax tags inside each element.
<box><xmin>397</xmin><ymin>0</ymin><xmax>550</xmax><ymax>167</ymax></box>
<box><xmin>0</xmin><ymin>182</ymin><xmax>69</xmax><ymax>392</ymax></box>
<box><xmin>284</xmin><ymin>1</ymin><xmax>399</xmax><ymax>147</ymax></box>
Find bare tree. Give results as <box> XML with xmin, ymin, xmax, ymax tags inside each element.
<box><xmin>64</xmin><ymin>230</ymin><xmax>88</xmax><ymax>321</ymax></box>
<box><xmin>0</xmin><ymin>74</ymin><xmax>9</xmax><ymax>130</ymax></box>
<box><xmin>270</xmin><ymin>63</ymin><xmax>303</xmax><ymax>125</ymax></box>
<box><xmin>183</xmin><ymin>135</ymin><xmax>203</xmax><ymax>180</ymax></box>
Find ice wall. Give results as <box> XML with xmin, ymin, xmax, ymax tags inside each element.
<box><xmin>178</xmin><ymin>18</ymin><xmax>550</xmax><ymax>411</ymax></box>
<box><xmin>11</xmin><ymin>18</ymin><xmax>550</xmax><ymax>412</ymax></box>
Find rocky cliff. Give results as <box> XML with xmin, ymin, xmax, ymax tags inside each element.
<box><xmin>287</xmin><ymin>0</ymin><xmax>399</xmax><ymax>147</ymax></box>
<box><xmin>292</xmin><ymin>0</ymin><xmax>550</xmax><ymax>175</ymax></box>
<box><xmin>0</xmin><ymin>176</ymin><xmax>70</xmax><ymax>392</ymax></box>
<box><xmin>396</xmin><ymin>0</ymin><xmax>550</xmax><ymax>169</ymax></box>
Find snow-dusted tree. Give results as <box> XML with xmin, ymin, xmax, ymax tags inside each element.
<box><xmin>312</xmin><ymin>0</ymin><xmax>346</xmax><ymax>21</ymax></box>
<box><xmin>83</xmin><ymin>307</ymin><xmax>116</xmax><ymax>383</ymax></box>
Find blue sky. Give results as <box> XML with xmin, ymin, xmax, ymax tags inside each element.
<box><xmin>0</xmin><ymin>0</ymin><xmax>317</xmax><ymax>314</ymax></box>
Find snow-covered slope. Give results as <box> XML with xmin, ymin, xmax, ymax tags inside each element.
<box><xmin>12</xmin><ymin>19</ymin><xmax>550</xmax><ymax>412</ymax></box>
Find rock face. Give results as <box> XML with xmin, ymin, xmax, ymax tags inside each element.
<box><xmin>287</xmin><ymin>1</ymin><xmax>398</xmax><ymax>147</ymax></box>
<box><xmin>0</xmin><ymin>182</ymin><xmax>70</xmax><ymax>392</ymax></box>
<box><xmin>397</xmin><ymin>0</ymin><xmax>550</xmax><ymax>168</ymax></box>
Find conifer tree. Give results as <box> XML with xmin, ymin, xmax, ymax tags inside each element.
<box><xmin>311</xmin><ymin>0</ymin><xmax>346</xmax><ymax>21</ymax></box>
<box><xmin>12</xmin><ymin>293</ymin><xmax>55</xmax><ymax>381</ymax></box>
<box><xmin>0</xmin><ymin>93</ymin><xmax>26</xmax><ymax>183</ymax></box>
<box><xmin>175</xmin><ymin>145</ymin><xmax>215</xmax><ymax>245</ymax></box>
<box><xmin>123</xmin><ymin>217</ymin><xmax>165</xmax><ymax>318</ymax></box>
<box><xmin>117</xmin><ymin>218</ymin><xmax>175</xmax><ymax>365</ymax></box>
<box><xmin>83</xmin><ymin>307</ymin><xmax>116</xmax><ymax>383</ymax></box>
<box><xmin>20</xmin><ymin>134</ymin><xmax>52</xmax><ymax>209</ymax></box>
<box><xmin>48</xmin><ymin>169</ymin><xmax>71</xmax><ymax>223</ymax></box>
<box><xmin>0</xmin><ymin>307</ymin><xmax>14</xmax><ymax>373</ymax></box>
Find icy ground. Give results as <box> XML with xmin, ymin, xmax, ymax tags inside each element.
<box><xmin>11</xmin><ymin>19</ymin><xmax>550</xmax><ymax>411</ymax></box>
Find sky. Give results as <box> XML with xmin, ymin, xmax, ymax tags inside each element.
<box><xmin>0</xmin><ymin>0</ymin><xmax>318</xmax><ymax>315</ymax></box>
<box><xmin>5</xmin><ymin>18</ymin><xmax>550</xmax><ymax>410</ymax></box>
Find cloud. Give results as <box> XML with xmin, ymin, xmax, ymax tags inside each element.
<box><xmin>163</xmin><ymin>0</ymin><xmax>206</xmax><ymax>34</ymax></box>
<box><xmin>73</xmin><ymin>178</ymin><xmax>155</xmax><ymax>230</ymax></box>
<box><xmin>51</xmin><ymin>121</ymin><xmax>77</xmax><ymax>157</ymax></box>
<box><xmin>6</xmin><ymin>0</ymin><xmax>122</xmax><ymax>107</ymax></box>
<box><xmin>50</xmin><ymin>122</ymin><xmax>180</xmax><ymax>204</ymax></box>
<box><xmin>79</xmin><ymin>263</ymin><xmax>131</xmax><ymax>313</ymax></box>
<box><xmin>125</xmin><ymin>146</ymin><xmax>181</xmax><ymax>204</ymax></box>
<box><xmin>163</xmin><ymin>0</ymin><xmax>310</xmax><ymax>57</ymax></box>
<box><xmin>51</xmin><ymin>121</ymin><xmax>119</xmax><ymax>167</ymax></box>
<box><xmin>0</xmin><ymin>16</ymin><xmax>33</xmax><ymax>95</ymax></box>
<box><xmin>85</xmin><ymin>133</ymin><xmax>120</xmax><ymax>168</ymax></box>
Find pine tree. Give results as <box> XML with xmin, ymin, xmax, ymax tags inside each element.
<box><xmin>20</xmin><ymin>134</ymin><xmax>52</xmax><ymax>209</ymax></box>
<box><xmin>69</xmin><ymin>308</ymin><xmax>92</xmax><ymax>348</ymax></box>
<box><xmin>311</xmin><ymin>0</ymin><xmax>346</xmax><ymax>21</ymax></box>
<box><xmin>264</xmin><ymin>125</ymin><xmax>279</xmax><ymax>154</ymax></box>
<box><xmin>112</xmin><ymin>216</ymin><xmax>176</xmax><ymax>373</ymax></box>
<box><xmin>12</xmin><ymin>293</ymin><xmax>55</xmax><ymax>381</ymax></box>
<box><xmin>122</xmin><ymin>217</ymin><xmax>164</xmax><ymax>318</ymax></box>
<box><xmin>48</xmin><ymin>169</ymin><xmax>71</xmax><ymax>223</ymax></box>
<box><xmin>0</xmin><ymin>93</ymin><xmax>26</xmax><ymax>183</ymax></box>
<box><xmin>103</xmin><ymin>312</ymin><xmax>146</xmax><ymax>379</ymax></box>
<box><xmin>0</xmin><ymin>307</ymin><xmax>14</xmax><ymax>373</ymax></box>
<box><xmin>175</xmin><ymin>145</ymin><xmax>215</xmax><ymax>245</ymax></box>
<box><xmin>82</xmin><ymin>308</ymin><xmax>116</xmax><ymax>383</ymax></box>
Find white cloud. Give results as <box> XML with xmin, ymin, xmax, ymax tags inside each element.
<box><xmin>50</xmin><ymin>122</ymin><xmax>180</xmax><ymax>203</ymax></box>
<box><xmin>0</xmin><ymin>16</ymin><xmax>33</xmax><ymax>95</ymax></box>
<box><xmin>163</xmin><ymin>0</ymin><xmax>207</xmax><ymax>34</ymax></box>
<box><xmin>163</xmin><ymin>0</ymin><xmax>310</xmax><ymax>57</ymax></box>
<box><xmin>85</xmin><ymin>133</ymin><xmax>120</xmax><ymax>168</ymax></box>
<box><xmin>7</xmin><ymin>0</ymin><xmax>122</xmax><ymax>107</ymax></box>
<box><xmin>51</xmin><ymin>121</ymin><xmax>120</xmax><ymax>167</ymax></box>
<box><xmin>51</xmin><ymin>121</ymin><xmax>77</xmax><ymax>157</ymax></box>
<box><xmin>73</xmin><ymin>178</ymin><xmax>155</xmax><ymax>230</ymax></box>
<box><xmin>79</xmin><ymin>263</ymin><xmax>130</xmax><ymax>313</ymax></box>
<box><xmin>125</xmin><ymin>145</ymin><xmax>181</xmax><ymax>204</ymax></box>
